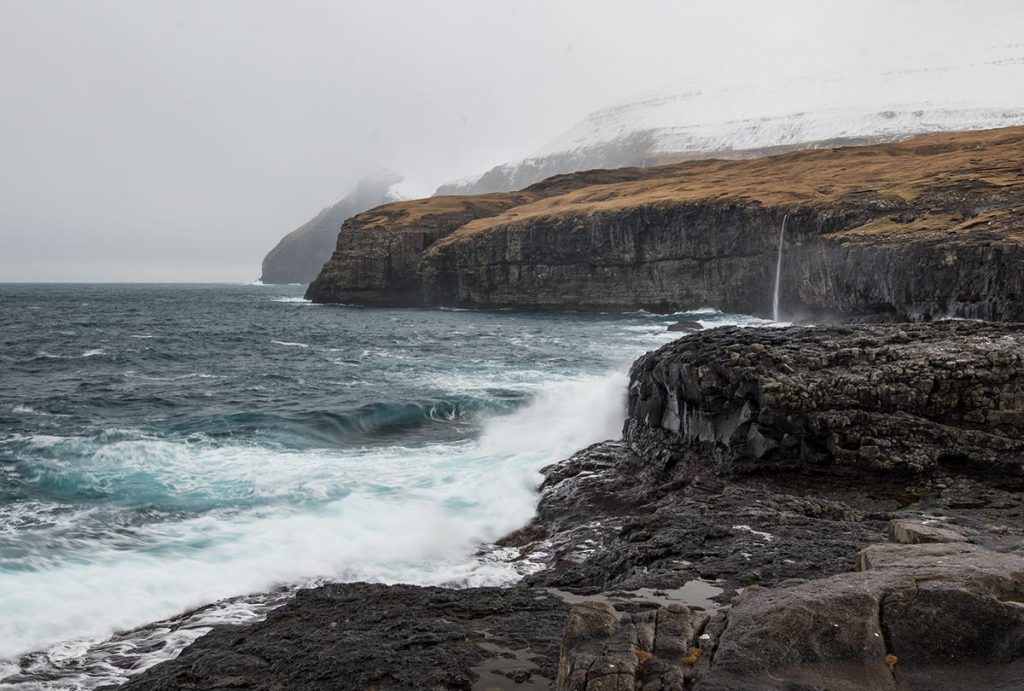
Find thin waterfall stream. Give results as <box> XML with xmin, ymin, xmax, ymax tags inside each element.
<box><xmin>772</xmin><ymin>213</ymin><xmax>788</xmax><ymax>321</ymax></box>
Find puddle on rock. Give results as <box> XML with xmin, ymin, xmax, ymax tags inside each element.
<box><xmin>470</xmin><ymin>640</ymin><xmax>552</xmax><ymax>691</ymax></box>
<box><xmin>547</xmin><ymin>579</ymin><xmax>725</xmax><ymax>611</ymax></box>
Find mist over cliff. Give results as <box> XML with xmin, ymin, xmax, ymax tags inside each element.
<box><xmin>260</xmin><ymin>171</ymin><xmax>403</xmax><ymax>284</ymax></box>
<box><xmin>437</xmin><ymin>42</ymin><xmax>1024</xmax><ymax>196</ymax></box>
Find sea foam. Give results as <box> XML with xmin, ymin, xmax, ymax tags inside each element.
<box><xmin>0</xmin><ymin>369</ymin><xmax>628</xmax><ymax>678</ymax></box>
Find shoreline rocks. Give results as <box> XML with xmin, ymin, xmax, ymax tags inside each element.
<box><xmin>626</xmin><ymin>321</ymin><xmax>1024</xmax><ymax>474</ymax></box>
<box><xmin>112</xmin><ymin>322</ymin><xmax>1024</xmax><ymax>690</ymax></box>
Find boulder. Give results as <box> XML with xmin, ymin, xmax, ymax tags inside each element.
<box><xmin>556</xmin><ymin>600</ymin><xmax>708</xmax><ymax>691</ymax></box>
<box><xmin>888</xmin><ymin>518</ymin><xmax>969</xmax><ymax>544</ymax></box>
<box><xmin>698</xmin><ymin>543</ymin><xmax>1024</xmax><ymax>690</ymax></box>
<box><xmin>626</xmin><ymin>321</ymin><xmax>1024</xmax><ymax>474</ymax></box>
<box><xmin>667</xmin><ymin>321</ymin><xmax>703</xmax><ymax>333</ymax></box>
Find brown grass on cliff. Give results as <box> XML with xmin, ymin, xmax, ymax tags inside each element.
<box><xmin>427</xmin><ymin>126</ymin><xmax>1024</xmax><ymax>246</ymax></box>
<box><xmin>346</xmin><ymin>191</ymin><xmax>538</xmax><ymax>232</ymax></box>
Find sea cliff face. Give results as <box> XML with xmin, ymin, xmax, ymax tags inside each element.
<box><xmin>307</xmin><ymin>127</ymin><xmax>1024</xmax><ymax>321</ymax></box>
<box><xmin>304</xmin><ymin>192</ymin><xmax>533</xmax><ymax>305</ymax></box>
<box><xmin>421</xmin><ymin>203</ymin><xmax>1024</xmax><ymax>321</ymax></box>
<box><xmin>304</xmin><ymin>167</ymin><xmax>667</xmax><ymax>305</ymax></box>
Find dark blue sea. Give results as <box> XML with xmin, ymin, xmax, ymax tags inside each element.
<box><xmin>0</xmin><ymin>283</ymin><xmax>764</xmax><ymax>689</ymax></box>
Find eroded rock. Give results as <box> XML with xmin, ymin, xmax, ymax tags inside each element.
<box><xmin>626</xmin><ymin>321</ymin><xmax>1024</xmax><ymax>474</ymax></box>
<box><xmin>102</xmin><ymin>323</ymin><xmax>1024</xmax><ymax>690</ymax></box>
<box><xmin>699</xmin><ymin>543</ymin><xmax>1024</xmax><ymax>690</ymax></box>
<box><xmin>556</xmin><ymin>600</ymin><xmax>707</xmax><ymax>691</ymax></box>
<box><xmin>888</xmin><ymin>518</ymin><xmax>969</xmax><ymax>544</ymax></box>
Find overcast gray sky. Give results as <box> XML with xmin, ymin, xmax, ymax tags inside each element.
<box><xmin>0</xmin><ymin>0</ymin><xmax>1019</xmax><ymax>282</ymax></box>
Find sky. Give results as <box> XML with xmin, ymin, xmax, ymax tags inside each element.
<box><xmin>0</xmin><ymin>0</ymin><xmax>1021</xmax><ymax>282</ymax></box>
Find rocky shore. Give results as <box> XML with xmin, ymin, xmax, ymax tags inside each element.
<box><xmin>113</xmin><ymin>321</ymin><xmax>1024</xmax><ymax>690</ymax></box>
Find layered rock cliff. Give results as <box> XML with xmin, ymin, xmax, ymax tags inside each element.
<box><xmin>305</xmin><ymin>167</ymin><xmax>668</xmax><ymax>305</ymax></box>
<box><xmin>307</xmin><ymin>127</ymin><xmax>1024</xmax><ymax>321</ymax></box>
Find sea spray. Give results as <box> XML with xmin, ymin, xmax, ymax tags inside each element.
<box><xmin>0</xmin><ymin>371</ymin><xmax>632</xmax><ymax>681</ymax></box>
<box><xmin>772</xmin><ymin>213</ymin><xmax>789</xmax><ymax>322</ymax></box>
<box><xmin>477</xmin><ymin>369</ymin><xmax>627</xmax><ymax>459</ymax></box>
<box><xmin>0</xmin><ymin>283</ymin><xmax>760</xmax><ymax>688</ymax></box>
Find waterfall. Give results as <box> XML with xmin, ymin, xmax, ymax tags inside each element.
<box><xmin>772</xmin><ymin>214</ymin><xmax>788</xmax><ymax>322</ymax></box>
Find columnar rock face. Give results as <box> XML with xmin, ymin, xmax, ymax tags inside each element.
<box><xmin>626</xmin><ymin>321</ymin><xmax>1024</xmax><ymax>474</ymax></box>
<box><xmin>307</xmin><ymin>128</ymin><xmax>1024</xmax><ymax>321</ymax></box>
<box><xmin>422</xmin><ymin>201</ymin><xmax>1024</xmax><ymax>321</ymax></box>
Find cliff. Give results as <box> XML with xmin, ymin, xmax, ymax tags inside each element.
<box><xmin>304</xmin><ymin>167</ymin><xmax>668</xmax><ymax>305</ymax></box>
<box><xmin>308</xmin><ymin>127</ymin><xmax>1024</xmax><ymax>321</ymax></box>
<box><xmin>259</xmin><ymin>172</ymin><xmax>402</xmax><ymax>284</ymax></box>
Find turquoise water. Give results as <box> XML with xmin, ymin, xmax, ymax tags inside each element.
<box><xmin>0</xmin><ymin>283</ymin><xmax>764</xmax><ymax>688</ymax></box>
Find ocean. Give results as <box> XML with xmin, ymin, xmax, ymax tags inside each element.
<box><xmin>0</xmin><ymin>283</ymin><xmax>766</xmax><ymax>689</ymax></box>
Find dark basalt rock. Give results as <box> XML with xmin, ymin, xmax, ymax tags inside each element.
<box><xmin>418</xmin><ymin>198</ymin><xmax>1024</xmax><ymax>322</ymax></box>
<box><xmin>533</xmin><ymin>460</ymin><xmax>1024</xmax><ymax>690</ymax></box>
<box><xmin>518</xmin><ymin>440</ymin><xmax>892</xmax><ymax>593</ymax></box>
<box><xmin>114</xmin><ymin>584</ymin><xmax>569</xmax><ymax>691</ymax></box>
<box><xmin>626</xmin><ymin>321</ymin><xmax>1024</xmax><ymax>474</ymax></box>
<box><xmin>667</xmin><ymin>321</ymin><xmax>702</xmax><ymax>333</ymax></box>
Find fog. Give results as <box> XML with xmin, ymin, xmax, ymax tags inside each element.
<box><xmin>0</xmin><ymin>0</ymin><xmax>1019</xmax><ymax>282</ymax></box>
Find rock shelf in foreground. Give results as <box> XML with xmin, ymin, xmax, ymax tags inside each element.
<box><xmin>628</xmin><ymin>321</ymin><xmax>1024</xmax><ymax>474</ymax></box>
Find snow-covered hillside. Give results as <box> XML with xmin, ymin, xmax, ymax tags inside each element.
<box><xmin>438</xmin><ymin>44</ymin><xmax>1024</xmax><ymax>195</ymax></box>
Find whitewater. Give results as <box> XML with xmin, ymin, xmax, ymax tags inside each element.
<box><xmin>0</xmin><ymin>284</ymin><xmax>768</xmax><ymax>689</ymax></box>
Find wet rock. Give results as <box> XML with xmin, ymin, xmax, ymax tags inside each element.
<box><xmin>113</xmin><ymin>584</ymin><xmax>569</xmax><ymax>691</ymax></box>
<box><xmin>109</xmin><ymin>322</ymin><xmax>1024</xmax><ymax>690</ymax></box>
<box><xmin>521</xmin><ymin>440</ymin><xmax>892</xmax><ymax>593</ymax></box>
<box><xmin>667</xmin><ymin>321</ymin><xmax>702</xmax><ymax>333</ymax></box>
<box><xmin>626</xmin><ymin>321</ymin><xmax>1024</xmax><ymax>474</ymax></box>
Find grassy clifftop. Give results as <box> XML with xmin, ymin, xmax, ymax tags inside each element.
<box><xmin>433</xmin><ymin>126</ymin><xmax>1024</xmax><ymax>247</ymax></box>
